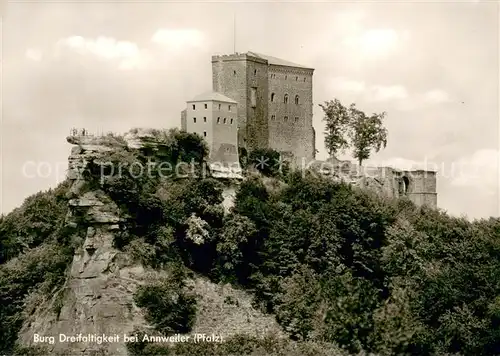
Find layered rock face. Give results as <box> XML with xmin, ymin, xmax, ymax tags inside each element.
<box><xmin>18</xmin><ymin>133</ymin><xmax>151</xmax><ymax>355</ymax></box>
<box><xmin>17</xmin><ymin>129</ymin><xmax>247</xmax><ymax>355</ymax></box>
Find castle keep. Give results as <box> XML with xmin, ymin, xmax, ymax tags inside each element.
<box><xmin>181</xmin><ymin>52</ymin><xmax>437</xmax><ymax>209</ymax></box>
<box><xmin>183</xmin><ymin>52</ymin><xmax>316</xmax><ymax>166</ymax></box>
<box><xmin>212</xmin><ymin>52</ymin><xmax>315</xmax><ymax>163</ymax></box>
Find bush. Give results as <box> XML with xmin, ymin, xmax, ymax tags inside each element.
<box><xmin>134</xmin><ymin>277</ymin><xmax>197</xmax><ymax>336</ymax></box>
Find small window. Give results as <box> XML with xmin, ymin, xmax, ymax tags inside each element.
<box><xmin>203</xmin><ymin>117</ymin><xmax>207</xmax><ymax>122</ymax></box>
<box><xmin>233</xmin><ymin>70</ymin><xmax>236</xmax><ymax>76</ymax></box>
<box><xmin>295</xmin><ymin>76</ymin><xmax>298</xmax><ymax>81</ymax></box>
<box><xmin>284</xmin><ymin>94</ymin><xmax>289</xmax><ymax>104</ymax></box>
<box><xmin>223</xmin><ymin>118</ymin><xmax>227</xmax><ymax>124</ymax></box>
<box><xmin>230</xmin><ymin>118</ymin><xmax>234</xmax><ymax>124</ymax></box>
<box><xmin>285</xmin><ymin>75</ymin><xmax>287</xmax><ymax>80</ymax></box>
<box><xmin>303</xmin><ymin>77</ymin><xmax>306</xmax><ymax>82</ymax></box>
<box><xmin>228</xmin><ymin>105</ymin><xmax>231</xmax><ymax>111</ymax></box>
<box><xmin>271</xmin><ymin>115</ymin><xmax>276</xmax><ymax>121</ymax></box>
<box><xmin>254</xmin><ymin>69</ymin><xmax>257</xmax><ymax>75</ymax></box>
<box><xmin>217</xmin><ymin>117</ymin><xmax>220</xmax><ymax>123</ymax></box>
<box><xmin>284</xmin><ymin>116</ymin><xmax>288</xmax><ymax>122</ymax></box>
<box><xmin>203</xmin><ymin>131</ymin><xmax>207</xmax><ymax>137</ymax></box>
<box><xmin>271</xmin><ymin>93</ymin><xmax>275</xmax><ymax>102</ymax></box>
<box><xmin>218</xmin><ymin>104</ymin><xmax>221</xmax><ymax>110</ymax></box>
<box><xmin>294</xmin><ymin>117</ymin><xmax>299</xmax><ymax>122</ymax></box>
<box><xmin>192</xmin><ymin>104</ymin><xmax>196</xmax><ymax>110</ymax></box>
<box><xmin>193</xmin><ymin>117</ymin><xmax>197</xmax><ymax>123</ymax></box>
<box><xmin>204</xmin><ymin>103</ymin><xmax>207</xmax><ymax>109</ymax></box>
<box><xmin>295</xmin><ymin>95</ymin><xmax>299</xmax><ymax>105</ymax></box>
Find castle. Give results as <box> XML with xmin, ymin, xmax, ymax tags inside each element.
<box><xmin>181</xmin><ymin>52</ymin><xmax>437</xmax><ymax>208</ymax></box>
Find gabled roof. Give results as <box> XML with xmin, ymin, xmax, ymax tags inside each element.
<box><xmin>188</xmin><ymin>91</ymin><xmax>238</xmax><ymax>104</ymax></box>
<box><xmin>247</xmin><ymin>51</ymin><xmax>313</xmax><ymax>70</ymax></box>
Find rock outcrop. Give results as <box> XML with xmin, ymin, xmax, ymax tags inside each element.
<box><xmin>18</xmin><ymin>134</ymin><xmax>151</xmax><ymax>355</ymax></box>
<box><xmin>16</xmin><ymin>129</ymin><xmax>274</xmax><ymax>355</ymax></box>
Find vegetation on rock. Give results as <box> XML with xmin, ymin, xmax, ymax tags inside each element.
<box><xmin>1</xmin><ymin>128</ymin><xmax>500</xmax><ymax>356</ymax></box>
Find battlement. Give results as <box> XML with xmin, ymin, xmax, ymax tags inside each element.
<box><xmin>211</xmin><ymin>53</ymin><xmax>267</xmax><ymax>65</ymax></box>
<box><xmin>268</xmin><ymin>65</ymin><xmax>314</xmax><ymax>75</ymax></box>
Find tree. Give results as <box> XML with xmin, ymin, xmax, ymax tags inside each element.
<box><xmin>320</xmin><ymin>99</ymin><xmax>352</xmax><ymax>158</ymax></box>
<box><xmin>248</xmin><ymin>148</ymin><xmax>282</xmax><ymax>177</ymax></box>
<box><xmin>348</xmin><ymin>106</ymin><xmax>388</xmax><ymax>166</ymax></box>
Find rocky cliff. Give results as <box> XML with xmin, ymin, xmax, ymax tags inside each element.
<box><xmin>18</xmin><ymin>132</ymin><xmax>150</xmax><ymax>355</ymax></box>
<box><xmin>16</xmin><ymin>128</ymin><xmax>281</xmax><ymax>355</ymax></box>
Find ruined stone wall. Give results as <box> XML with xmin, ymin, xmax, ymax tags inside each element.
<box><xmin>402</xmin><ymin>170</ymin><xmax>438</xmax><ymax>208</ymax></box>
<box><xmin>309</xmin><ymin>159</ymin><xmax>437</xmax><ymax>209</ymax></box>
<box><xmin>267</xmin><ymin>65</ymin><xmax>314</xmax><ymax>165</ymax></box>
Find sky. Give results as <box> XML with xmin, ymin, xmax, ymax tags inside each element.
<box><xmin>0</xmin><ymin>0</ymin><xmax>498</xmax><ymax>220</ymax></box>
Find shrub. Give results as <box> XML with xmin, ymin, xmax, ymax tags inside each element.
<box><xmin>134</xmin><ymin>277</ymin><xmax>197</xmax><ymax>336</ymax></box>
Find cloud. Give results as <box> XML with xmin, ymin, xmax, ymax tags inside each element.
<box><xmin>329</xmin><ymin>77</ymin><xmax>408</xmax><ymax>102</ymax></box>
<box><xmin>343</xmin><ymin>28</ymin><xmax>409</xmax><ymax>57</ymax></box>
<box><xmin>370</xmin><ymin>85</ymin><xmax>408</xmax><ymax>101</ymax></box>
<box><xmin>424</xmin><ymin>89</ymin><xmax>452</xmax><ymax>103</ymax></box>
<box><xmin>329</xmin><ymin>77</ymin><xmax>451</xmax><ymax>109</ymax></box>
<box><xmin>53</xmin><ymin>35</ymin><xmax>151</xmax><ymax>70</ymax></box>
<box><xmin>330</xmin><ymin>77</ymin><xmax>366</xmax><ymax>93</ymax></box>
<box><xmin>25</xmin><ymin>48</ymin><xmax>43</xmax><ymax>62</ymax></box>
<box><xmin>151</xmin><ymin>28</ymin><xmax>206</xmax><ymax>50</ymax></box>
<box><xmin>449</xmin><ymin>149</ymin><xmax>499</xmax><ymax>193</ymax></box>
<box><xmin>57</xmin><ymin>36</ymin><xmax>139</xmax><ymax>59</ymax></box>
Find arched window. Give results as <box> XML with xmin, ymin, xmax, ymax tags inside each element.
<box><xmin>230</xmin><ymin>118</ymin><xmax>233</xmax><ymax>124</ymax></box>
<box><xmin>223</xmin><ymin>118</ymin><xmax>227</xmax><ymax>124</ymax></box>
<box><xmin>284</xmin><ymin>94</ymin><xmax>289</xmax><ymax>104</ymax></box>
<box><xmin>271</xmin><ymin>93</ymin><xmax>275</xmax><ymax>102</ymax></box>
<box><xmin>294</xmin><ymin>95</ymin><xmax>299</xmax><ymax>105</ymax></box>
<box><xmin>402</xmin><ymin>176</ymin><xmax>410</xmax><ymax>194</ymax></box>
<box><xmin>217</xmin><ymin>117</ymin><xmax>220</xmax><ymax>124</ymax></box>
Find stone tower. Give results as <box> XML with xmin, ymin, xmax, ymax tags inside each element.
<box><xmin>212</xmin><ymin>52</ymin><xmax>315</xmax><ymax>165</ymax></box>
<box><xmin>184</xmin><ymin>91</ymin><xmax>242</xmax><ymax>177</ymax></box>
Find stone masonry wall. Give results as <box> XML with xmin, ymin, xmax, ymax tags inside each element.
<box><xmin>212</xmin><ymin>53</ymin><xmax>314</xmax><ymax>165</ymax></box>
<box><xmin>212</xmin><ymin>54</ymin><xmax>271</xmax><ymax>151</ymax></box>
<box><xmin>267</xmin><ymin>65</ymin><xmax>315</xmax><ymax>165</ymax></box>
